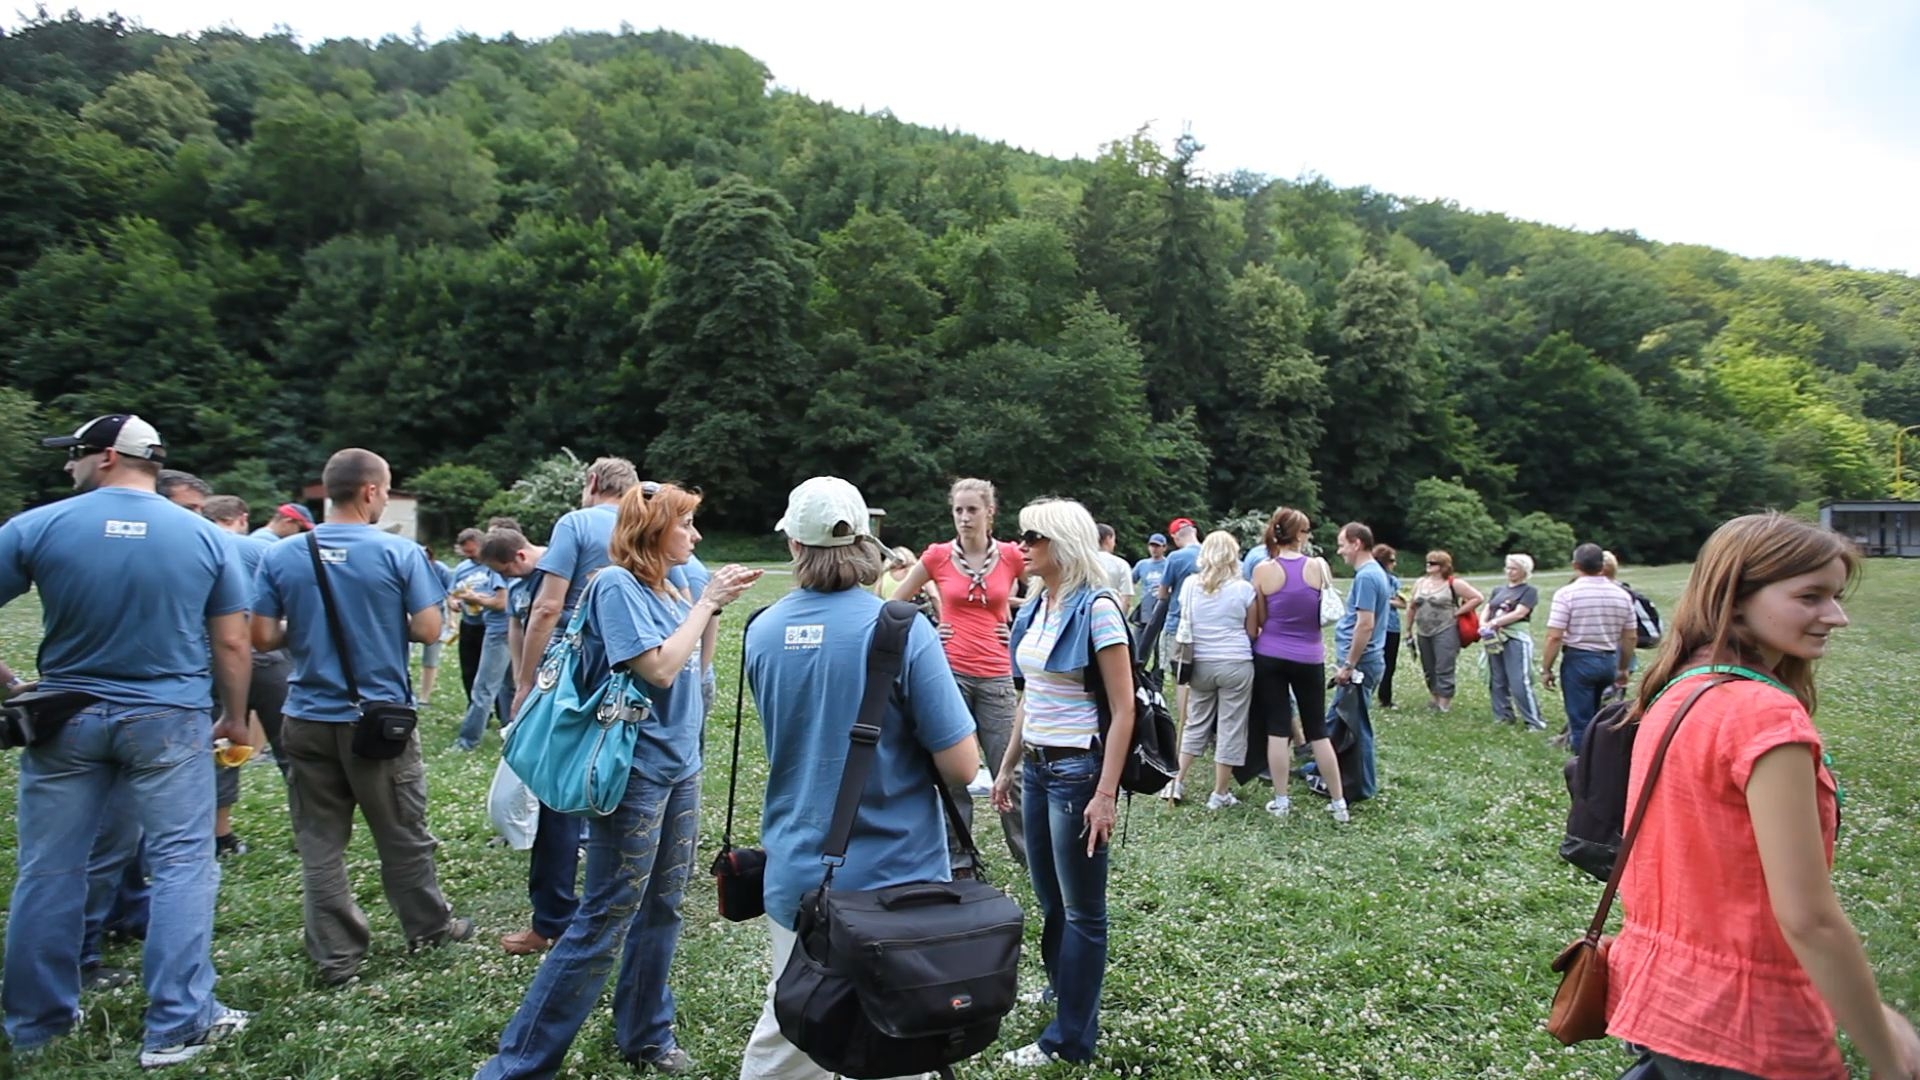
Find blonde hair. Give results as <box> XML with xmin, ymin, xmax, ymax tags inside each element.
<box><xmin>1197</xmin><ymin>530</ymin><xmax>1242</xmax><ymax>594</ymax></box>
<box><xmin>1632</xmin><ymin>513</ymin><xmax>1858</xmax><ymax>719</ymax></box>
<box><xmin>948</xmin><ymin>478</ymin><xmax>997</xmax><ymax>513</ymax></box>
<box><xmin>1017</xmin><ymin>499</ymin><xmax>1102</xmax><ymax>600</ymax></box>
<box><xmin>1601</xmin><ymin>550</ymin><xmax>1620</xmax><ymax>579</ymax></box>
<box><xmin>586</xmin><ymin>456</ymin><xmax>639</xmax><ymax>498</ymax></box>
<box><xmin>888</xmin><ymin>546</ymin><xmax>916</xmax><ymax>571</ymax></box>
<box><xmin>1505</xmin><ymin>553</ymin><xmax>1535</xmax><ymax>580</ymax></box>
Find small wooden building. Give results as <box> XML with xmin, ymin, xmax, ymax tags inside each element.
<box><xmin>1819</xmin><ymin>500</ymin><xmax>1920</xmax><ymax>557</ymax></box>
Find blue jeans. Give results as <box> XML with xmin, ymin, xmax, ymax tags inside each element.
<box><xmin>3</xmin><ymin>703</ymin><xmax>225</xmax><ymax>1051</ymax></box>
<box><xmin>457</xmin><ymin>633</ymin><xmax>513</xmax><ymax>748</ymax></box>
<box><xmin>1560</xmin><ymin>648</ymin><xmax>1619</xmax><ymax>754</ymax></box>
<box><xmin>1308</xmin><ymin>652</ymin><xmax>1383</xmax><ymax>800</ymax></box>
<box><xmin>80</xmin><ymin>781</ymin><xmax>150</xmax><ymax>969</ymax></box>
<box><xmin>528</xmin><ymin>803</ymin><xmax>581</xmax><ymax>941</ymax></box>
<box><xmin>478</xmin><ymin>770</ymin><xmax>700</xmax><ymax>1080</ymax></box>
<box><xmin>1021</xmin><ymin>751</ymin><xmax>1109</xmax><ymax>1063</ymax></box>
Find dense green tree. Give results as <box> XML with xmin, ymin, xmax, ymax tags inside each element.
<box><xmin>0</xmin><ymin>388</ymin><xmax>45</xmax><ymax>518</ymax></box>
<box><xmin>1319</xmin><ymin>258</ymin><xmax>1425</xmax><ymax>514</ymax></box>
<box><xmin>638</xmin><ymin>176</ymin><xmax>813</xmax><ymax>523</ymax></box>
<box><xmin>1138</xmin><ymin>134</ymin><xmax>1229</xmax><ymax>420</ymax></box>
<box><xmin>1504</xmin><ymin>511</ymin><xmax>1576</xmax><ymax>564</ymax></box>
<box><xmin>1214</xmin><ymin>265</ymin><xmax>1324</xmax><ymax>513</ymax></box>
<box><xmin>407</xmin><ymin>463</ymin><xmax>501</xmax><ymax>539</ymax></box>
<box><xmin>1406</xmin><ymin>477</ymin><xmax>1502</xmax><ymax>570</ymax></box>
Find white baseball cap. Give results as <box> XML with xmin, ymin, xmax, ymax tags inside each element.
<box><xmin>41</xmin><ymin>414</ymin><xmax>166</xmax><ymax>461</ymax></box>
<box><xmin>776</xmin><ymin>477</ymin><xmax>872</xmax><ymax>548</ymax></box>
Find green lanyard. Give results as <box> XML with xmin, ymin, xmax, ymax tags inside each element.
<box><xmin>1656</xmin><ymin>664</ymin><xmax>1845</xmax><ymax>812</ymax></box>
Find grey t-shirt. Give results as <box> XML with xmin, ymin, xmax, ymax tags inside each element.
<box><xmin>1487</xmin><ymin>583</ymin><xmax>1540</xmax><ymax>625</ymax></box>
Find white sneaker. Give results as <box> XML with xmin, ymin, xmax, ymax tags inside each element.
<box><xmin>1329</xmin><ymin>799</ymin><xmax>1351</xmax><ymax>824</ymax></box>
<box><xmin>140</xmin><ymin>1007</ymin><xmax>251</xmax><ymax>1069</ymax></box>
<box><xmin>1003</xmin><ymin>1042</ymin><xmax>1053</xmax><ymax>1067</ymax></box>
<box><xmin>966</xmin><ymin>767</ymin><xmax>993</xmax><ymax>797</ymax></box>
<box><xmin>1158</xmin><ymin>779</ymin><xmax>1185</xmax><ymax>802</ymax></box>
<box><xmin>1265</xmin><ymin>795</ymin><xmax>1291</xmax><ymax>818</ymax></box>
<box><xmin>1204</xmin><ymin>791</ymin><xmax>1238</xmax><ymax>811</ymax></box>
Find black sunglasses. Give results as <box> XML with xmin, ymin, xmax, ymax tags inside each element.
<box><xmin>67</xmin><ymin>446</ymin><xmax>105</xmax><ymax>462</ymax></box>
<box><xmin>1019</xmin><ymin>529</ymin><xmax>1048</xmax><ymax>545</ymax></box>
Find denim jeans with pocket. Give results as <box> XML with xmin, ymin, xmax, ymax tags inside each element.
<box><xmin>1560</xmin><ymin>647</ymin><xmax>1619</xmax><ymax>754</ymax></box>
<box><xmin>458</xmin><ymin>632</ymin><xmax>514</xmax><ymax>748</ymax></box>
<box><xmin>478</xmin><ymin>770</ymin><xmax>700</xmax><ymax>1080</ymax></box>
<box><xmin>3</xmin><ymin>702</ymin><xmax>225</xmax><ymax>1052</ymax></box>
<box><xmin>1020</xmin><ymin>750</ymin><xmax>1109</xmax><ymax>1063</ymax></box>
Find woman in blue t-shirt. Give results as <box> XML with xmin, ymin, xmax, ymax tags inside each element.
<box><xmin>478</xmin><ymin>484</ymin><xmax>761</xmax><ymax>1080</ymax></box>
<box><xmin>993</xmin><ymin>498</ymin><xmax>1135</xmax><ymax>1067</ymax></box>
<box><xmin>738</xmin><ymin>476</ymin><xmax>980</xmax><ymax>1078</ymax></box>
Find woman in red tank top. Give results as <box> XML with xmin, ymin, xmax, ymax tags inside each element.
<box><xmin>1607</xmin><ymin>513</ymin><xmax>1919</xmax><ymax>1080</ymax></box>
<box><xmin>887</xmin><ymin>478</ymin><xmax>1028</xmax><ymax>868</ymax></box>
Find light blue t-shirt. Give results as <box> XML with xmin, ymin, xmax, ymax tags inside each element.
<box><xmin>1384</xmin><ymin>572</ymin><xmax>1404</xmax><ymax>634</ymax></box>
<box><xmin>576</xmin><ymin>567</ymin><xmax>704</xmax><ymax>786</ymax></box>
<box><xmin>451</xmin><ymin>558</ymin><xmax>493</xmax><ymax>627</ymax></box>
<box><xmin>253</xmin><ymin>524</ymin><xmax>446</xmax><ymax>722</ymax></box>
<box><xmin>746</xmin><ymin>589</ymin><xmax>976</xmax><ymax>930</ymax></box>
<box><xmin>508</xmin><ymin>571</ymin><xmax>540</xmax><ymax>629</ymax></box>
<box><xmin>1132</xmin><ymin>556</ymin><xmax>1166</xmax><ymax>594</ymax></box>
<box><xmin>1334</xmin><ymin>559</ymin><xmax>1393</xmax><ymax>663</ymax></box>
<box><xmin>229</xmin><ymin>532</ymin><xmax>274</xmax><ymax>580</ymax></box>
<box><xmin>1160</xmin><ymin>545</ymin><xmax>1202</xmax><ymax>635</ymax></box>
<box><xmin>0</xmin><ymin>488</ymin><xmax>248</xmax><ymax>708</ymax></box>
<box><xmin>1241</xmin><ymin>547</ymin><xmax>1267</xmax><ymax>581</ymax></box>
<box><xmin>538</xmin><ymin>503</ymin><xmax>619</xmax><ymax>617</ymax></box>
<box><xmin>248</xmin><ymin>525</ymin><xmax>277</xmax><ymax>541</ymax></box>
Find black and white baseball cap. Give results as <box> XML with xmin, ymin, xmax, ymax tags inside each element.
<box><xmin>41</xmin><ymin>414</ymin><xmax>167</xmax><ymax>461</ymax></box>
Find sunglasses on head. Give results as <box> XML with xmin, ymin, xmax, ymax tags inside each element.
<box><xmin>1019</xmin><ymin>529</ymin><xmax>1048</xmax><ymax>546</ymax></box>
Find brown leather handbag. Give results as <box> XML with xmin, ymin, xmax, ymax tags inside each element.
<box><xmin>1546</xmin><ymin>676</ymin><xmax>1732</xmax><ymax>1045</ymax></box>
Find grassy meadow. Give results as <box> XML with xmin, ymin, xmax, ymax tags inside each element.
<box><xmin>0</xmin><ymin>558</ymin><xmax>1915</xmax><ymax>1079</ymax></box>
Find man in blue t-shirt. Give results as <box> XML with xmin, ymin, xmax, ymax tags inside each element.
<box><xmin>205</xmin><ymin>495</ymin><xmax>291</xmax><ymax>776</ymax></box>
<box><xmin>450</xmin><ymin>557</ymin><xmax>512</xmax><ymax>751</ymax></box>
<box><xmin>1316</xmin><ymin>521</ymin><xmax>1393</xmax><ymax>811</ymax></box>
<box><xmin>739</xmin><ymin>476</ymin><xmax>977</xmax><ymax>1077</ymax></box>
<box><xmin>1130</xmin><ymin>532</ymin><xmax>1168</xmax><ymax>630</ymax></box>
<box><xmin>1155</xmin><ymin>518</ymin><xmax>1203</xmax><ymax>721</ymax></box>
<box><xmin>479</xmin><ymin>528</ymin><xmax>546</xmax><ymax>693</ymax></box>
<box><xmin>449</xmin><ymin>528</ymin><xmax>489</xmax><ymax>704</ymax></box>
<box><xmin>0</xmin><ymin>414</ymin><xmax>253</xmax><ymax>1064</ymax></box>
<box><xmin>252</xmin><ymin>449</ymin><xmax>469</xmax><ymax>984</ymax></box>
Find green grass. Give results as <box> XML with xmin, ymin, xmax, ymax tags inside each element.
<box><xmin>1</xmin><ymin>560</ymin><xmax>1915</xmax><ymax>1078</ymax></box>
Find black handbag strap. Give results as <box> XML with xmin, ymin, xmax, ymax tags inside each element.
<box><xmin>307</xmin><ymin>530</ymin><xmax>364</xmax><ymax>706</ymax></box>
<box><xmin>821</xmin><ymin>600</ymin><xmax>981</xmax><ymax>876</ymax></box>
<box><xmin>721</xmin><ymin>606</ymin><xmax>770</xmax><ymax>850</ymax></box>
<box><xmin>1581</xmin><ymin>675</ymin><xmax>1734</xmax><ymax>943</ymax></box>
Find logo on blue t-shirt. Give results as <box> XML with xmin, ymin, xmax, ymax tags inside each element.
<box><xmin>784</xmin><ymin>624</ymin><xmax>825</xmax><ymax>648</ymax></box>
<box><xmin>104</xmin><ymin>520</ymin><xmax>148</xmax><ymax>539</ymax></box>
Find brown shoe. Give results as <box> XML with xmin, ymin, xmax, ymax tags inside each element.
<box><xmin>499</xmin><ymin>929</ymin><xmax>553</xmax><ymax>955</ymax></box>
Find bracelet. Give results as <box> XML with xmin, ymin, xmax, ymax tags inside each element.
<box><xmin>1094</xmin><ymin>789</ymin><xmax>1118</xmax><ymax>802</ymax></box>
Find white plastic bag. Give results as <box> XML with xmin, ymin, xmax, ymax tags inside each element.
<box><xmin>487</xmin><ymin>756</ymin><xmax>540</xmax><ymax>851</ymax></box>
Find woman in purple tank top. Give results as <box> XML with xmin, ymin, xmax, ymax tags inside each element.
<box><xmin>1247</xmin><ymin>508</ymin><xmax>1348</xmax><ymax>822</ymax></box>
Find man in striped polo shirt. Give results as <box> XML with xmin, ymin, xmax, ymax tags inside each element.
<box><xmin>1539</xmin><ymin>543</ymin><xmax>1638</xmax><ymax>754</ymax></box>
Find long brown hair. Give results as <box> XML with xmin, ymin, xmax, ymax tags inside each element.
<box><xmin>1263</xmin><ymin>507</ymin><xmax>1310</xmax><ymax>557</ymax></box>
<box><xmin>1632</xmin><ymin>512</ymin><xmax>1858</xmax><ymax>719</ymax></box>
<box><xmin>609</xmin><ymin>483</ymin><xmax>700</xmax><ymax>589</ymax></box>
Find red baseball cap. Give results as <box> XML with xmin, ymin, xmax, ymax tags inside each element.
<box><xmin>274</xmin><ymin>503</ymin><xmax>315</xmax><ymax>530</ymax></box>
<box><xmin>1167</xmin><ymin>518</ymin><xmax>1196</xmax><ymax>536</ymax></box>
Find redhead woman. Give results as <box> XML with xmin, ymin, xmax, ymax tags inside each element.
<box><xmin>1408</xmin><ymin>550</ymin><xmax>1483</xmax><ymax>712</ymax></box>
<box><xmin>476</xmin><ymin>485</ymin><xmax>761</xmax><ymax>1080</ymax></box>
<box><xmin>890</xmin><ymin>478</ymin><xmax>1026</xmax><ymax>866</ymax></box>
<box><xmin>1607</xmin><ymin>513</ymin><xmax>1919</xmax><ymax>1079</ymax></box>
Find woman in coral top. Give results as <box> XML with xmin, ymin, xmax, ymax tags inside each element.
<box><xmin>890</xmin><ymin>477</ymin><xmax>1028</xmax><ymax>868</ymax></box>
<box><xmin>1608</xmin><ymin>513</ymin><xmax>1920</xmax><ymax>1080</ymax></box>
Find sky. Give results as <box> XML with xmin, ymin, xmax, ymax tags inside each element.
<box><xmin>15</xmin><ymin>0</ymin><xmax>1920</xmax><ymax>274</ymax></box>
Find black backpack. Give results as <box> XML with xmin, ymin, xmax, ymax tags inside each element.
<box><xmin>1622</xmin><ymin>584</ymin><xmax>1661</xmax><ymax>650</ymax></box>
<box><xmin>1559</xmin><ymin>699</ymin><xmax>1636</xmax><ymax>882</ymax></box>
<box><xmin>1083</xmin><ymin>592</ymin><xmax>1178</xmax><ymax>796</ymax></box>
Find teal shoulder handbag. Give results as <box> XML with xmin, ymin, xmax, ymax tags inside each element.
<box><xmin>503</xmin><ymin>573</ymin><xmax>652</xmax><ymax>816</ymax></box>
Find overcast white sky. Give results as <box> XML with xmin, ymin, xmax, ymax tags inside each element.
<box><xmin>15</xmin><ymin>0</ymin><xmax>1919</xmax><ymax>274</ymax></box>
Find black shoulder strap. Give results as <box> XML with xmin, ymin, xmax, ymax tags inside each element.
<box><xmin>721</xmin><ymin>605</ymin><xmax>771</xmax><ymax>850</ymax></box>
<box><xmin>821</xmin><ymin>600</ymin><xmax>979</xmax><ymax>871</ymax></box>
<box><xmin>307</xmin><ymin>530</ymin><xmax>362</xmax><ymax>705</ymax></box>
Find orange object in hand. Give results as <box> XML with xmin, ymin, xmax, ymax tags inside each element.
<box><xmin>213</xmin><ymin>738</ymin><xmax>254</xmax><ymax>768</ymax></box>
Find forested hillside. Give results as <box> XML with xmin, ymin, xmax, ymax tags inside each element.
<box><xmin>3</xmin><ymin>12</ymin><xmax>1916</xmax><ymax>562</ymax></box>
